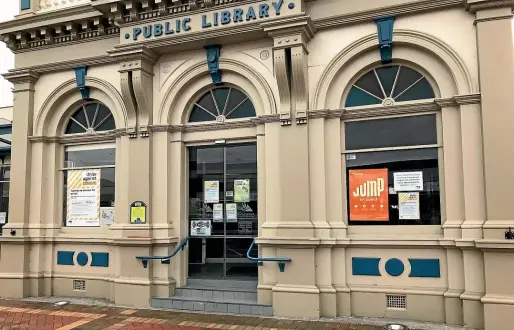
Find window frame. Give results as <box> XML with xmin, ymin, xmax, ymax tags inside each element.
<box><xmin>343</xmin><ymin>63</ymin><xmax>438</xmax><ymax>110</ymax></box>
<box><xmin>0</xmin><ymin>159</ymin><xmax>10</xmax><ymax>231</ymax></box>
<box><xmin>64</xmin><ymin>100</ymin><xmax>116</xmax><ymax>135</ymax></box>
<box><xmin>187</xmin><ymin>85</ymin><xmax>257</xmax><ymax>124</ymax></box>
<box><xmin>59</xmin><ymin>140</ymin><xmax>117</xmax><ymax>229</ymax></box>
<box><xmin>342</xmin><ymin>111</ymin><xmax>445</xmax><ymax>232</ymax></box>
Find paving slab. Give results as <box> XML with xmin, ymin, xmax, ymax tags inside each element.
<box><xmin>0</xmin><ymin>298</ymin><xmax>477</xmax><ymax>330</ymax></box>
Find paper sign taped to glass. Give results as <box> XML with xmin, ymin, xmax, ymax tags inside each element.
<box><xmin>394</xmin><ymin>171</ymin><xmax>423</xmax><ymax>191</ymax></box>
<box><xmin>213</xmin><ymin>203</ymin><xmax>223</xmax><ymax>222</ymax></box>
<box><xmin>234</xmin><ymin>179</ymin><xmax>250</xmax><ymax>203</ymax></box>
<box><xmin>349</xmin><ymin>169</ymin><xmax>389</xmax><ymax>221</ymax></box>
<box><xmin>191</xmin><ymin>220</ymin><xmax>211</xmax><ymax>236</ymax></box>
<box><xmin>226</xmin><ymin>203</ymin><xmax>237</xmax><ymax>222</ymax></box>
<box><xmin>66</xmin><ymin>169</ymin><xmax>101</xmax><ymax>227</ymax></box>
<box><xmin>204</xmin><ymin>180</ymin><xmax>219</xmax><ymax>203</ymax></box>
<box><xmin>398</xmin><ymin>192</ymin><xmax>420</xmax><ymax>220</ymax></box>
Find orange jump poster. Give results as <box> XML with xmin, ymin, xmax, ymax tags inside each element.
<box><xmin>349</xmin><ymin>169</ymin><xmax>389</xmax><ymax>221</ymax></box>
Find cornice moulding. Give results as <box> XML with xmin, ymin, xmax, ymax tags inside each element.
<box><xmin>3</xmin><ymin>70</ymin><xmax>40</xmax><ymax>84</ymax></box>
<box><xmin>465</xmin><ymin>0</ymin><xmax>514</xmax><ymax>13</ymax></box>
<box><xmin>29</xmin><ymin>128</ymin><xmax>127</xmax><ymax>144</ymax></box>
<box><xmin>0</xmin><ymin>5</ymin><xmax>100</xmax><ymax>34</ymax></box>
<box><xmin>314</xmin><ymin>0</ymin><xmax>463</xmax><ymax>29</ymax></box>
<box><xmin>107</xmin><ymin>46</ymin><xmax>159</xmax><ymax>65</ymax></box>
<box><xmin>0</xmin><ymin>0</ymin><xmax>466</xmax><ymax>53</ymax></box>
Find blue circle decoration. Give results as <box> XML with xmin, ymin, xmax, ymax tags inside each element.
<box><xmin>77</xmin><ymin>252</ymin><xmax>89</xmax><ymax>266</ymax></box>
<box><xmin>124</xmin><ymin>33</ymin><xmax>130</xmax><ymax>39</ymax></box>
<box><xmin>288</xmin><ymin>2</ymin><xmax>295</xmax><ymax>9</ymax></box>
<box><xmin>385</xmin><ymin>258</ymin><xmax>404</xmax><ymax>277</ymax></box>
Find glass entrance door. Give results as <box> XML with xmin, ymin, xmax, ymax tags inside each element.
<box><xmin>188</xmin><ymin>143</ymin><xmax>258</xmax><ymax>279</ymax></box>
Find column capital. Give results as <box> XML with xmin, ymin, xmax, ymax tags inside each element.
<box><xmin>262</xmin><ymin>15</ymin><xmax>316</xmax><ymax>51</ymax></box>
<box><xmin>465</xmin><ymin>0</ymin><xmax>514</xmax><ymax>13</ymax></box>
<box><xmin>107</xmin><ymin>45</ymin><xmax>159</xmax><ymax>75</ymax></box>
<box><xmin>3</xmin><ymin>69</ymin><xmax>39</xmax><ymax>86</ymax></box>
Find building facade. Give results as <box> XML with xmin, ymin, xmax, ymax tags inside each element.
<box><xmin>0</xmin><ymin>0</ymin><xmax>513</xmax><ymax>329</ymax></box>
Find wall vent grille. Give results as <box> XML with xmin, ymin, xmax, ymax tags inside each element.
<box><xmin>387</xmin><ymin>295</ymin><xmax>406</xmax><ymax>309</ymax></box>
<box><xmin>73</xmin><ymin>279</ymin><xmax>86</xmax><ymax>291</ymax></box>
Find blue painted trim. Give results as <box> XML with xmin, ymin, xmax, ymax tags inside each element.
<box><xmin>204</xmin><ymin>45</ymin><xmax>222</xmax><ymax>85</ymax></box>
<box><xmin>246</xmin><ymin>239</ymin><xmax>291</xmax><ymax>272</ymax></box>
<box><xmin>374</xmin><ymin>16</ymin><xmax>395</xmax><ymax>63</ymax></box>
<box><xmin>136</xmin><ymin>237</ymin><xmax>189</xmax><ymax>268</ymax></box>
<box><xmin>385</xmin><ymin>258</ymin><xmax>405</xmax><ymax>277</ymax></box>
<box><xmin>73</xmin><ymin>65</ymin><xmax>90</xmax><ymax>100</ymax></box>
<box><xmin>21</xmin><ymin>0</ymin><xmax>30</xmax><ymax>10</ymax></box>
<box><xmin>57</xmin><ymin>251</ymin><xmax>75</xmax><ymax>265</ymax></box>
<box><xmin>76</xmin><ymin>252</ymin><xmax>89</xmax><ymax>266</ymax></box>
<box><xmin>352</xmin><ymin>257</ymin><xmax>381</xmax><ymax>276</ymax></box>
<box><xmin>91</xmin><ymin>252</ymin><xmax>109</xmax><ymax>267</ymax></box>
<box><xmin>409</xmin><ymin>259</ymin><xmax>441</xmax><ymax>278</ymax></box>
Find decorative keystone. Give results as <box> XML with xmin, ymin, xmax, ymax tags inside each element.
<box><xmin>204</xmin><ymin>44</ymin><xmax>222</xmax><ymax>85</ymax></box>
<box><xmin>374</xmin><ymin>16</ymin><xmax>395</xmax><ymax>63</ymax></box>
<box><xmin>73</xmin><ymin>65</ymin><xmax>90</xmax><ymax>100</ymax></box>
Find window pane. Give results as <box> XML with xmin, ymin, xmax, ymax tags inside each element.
<box><xmin>0</xmin><ymin>166</ymin><xmax>10</xmax><ymax>181</ymax></box>
<box><xmin>213</xmin><ymin>88</ymin><xmax>230</xmax><ymax>112</ymax></box>
<box><xmin>345</xmin><ymin>86</ymin><xmax>382</xmax><ymax>107</ymax></box>
<box><xmin>226</xmin><ymin>99</ymin><xmax>256</xmax><ymax>119</ymax></box>
<box><xmin>346</xmin><ymin>148</ymin><xmax>440</xmax><ymax>226</ymax></box>
<box><xmin>376</xmin><ymin>66</ymin><xmax>399</xmax><ymax>97</ymax></box>
<box><xmin>345</xmin><ymin>115</ymin><xmax>437</xmax><ymax>150</ymax></box>
<box><xmin>354</xmin><ymin>70</ymin><xmax>383</xmax><ymax>99</ymax></box>
<box><xmin>395</xmin><ymin>78</ymin><xmax>435</xmax><ymax>102</ymax></box>
<box><xmin>189</xmin><ymin>106</ymin><xmax>216</xmax><ymax>122</ymax></box>
<box><xmin>392</xmin><ymin>66</ymin><xmax>423</xmax><ymax>98</ymax></box>
<box><xmin>225</xmin><ymin>89</ymin><xmax>248</xmax><ymax>115</ymax></box>
<box><xmin>64</xmin><ymin>148</ymin><xmax>116</xmax><ymax>168</ymax></box>
<box><xmin>63</xmin><ymin>167</ymin><xmax>115</xmax><ymax>226</ymax></box>
<box><xmin>65</xmin><ymin>103</ymin><xmax>115</xmax><ymax>134</ymax></box>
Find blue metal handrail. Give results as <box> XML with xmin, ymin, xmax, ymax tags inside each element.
<box><xmin>136</xmin><ymin>236</ymin><xmax>189</xmax><ymax>268</ymax></box>
<box><xmin>246</xmin><ymin>239</ymin><xmax>292</xmax><ymax>272</ymax></box>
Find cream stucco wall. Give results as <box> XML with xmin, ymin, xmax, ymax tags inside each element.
<box><xmin>0</xmin><ymin>1</ymin><xmax>513</xmax><ymax>330</ymax></box>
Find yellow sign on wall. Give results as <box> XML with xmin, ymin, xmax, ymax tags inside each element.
<box><xmin>130</xmin><ymin>201</ymin><xmax>147</xmax><ymax>224</ymax></box>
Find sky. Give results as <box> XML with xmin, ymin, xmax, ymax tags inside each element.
<box><xmin>0</xmin><ymin>0</ymin><xmax>17</xmax><ymax>108</ymax></box>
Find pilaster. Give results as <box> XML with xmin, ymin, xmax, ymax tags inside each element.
<box><xmin>2</xmin><ymin>70</ymin><xmax>39</xmax><ymax>236</ymax></box>
<box><xmin>436</xmin><ymin>100</ymin><xmax>465</xmax><ymax>238</ymax></box>
<box><xmin>262</xmin><ymin>16</ymin><xmax>316</xmax><ymax>238</ymax></box>
<box><xmin>108</xmin><ymin>46</ymin><xmax>158</xmax><ymax>238</ymax></box>
<box><xmin>466</xmin><ymin>0</ymin><xmax>514</xmax><ymax>234</ymax></box>
<box><xmin>0</xmin><ymin>69</ymin><xmax>39</xmax><ymax>299</ymax></box>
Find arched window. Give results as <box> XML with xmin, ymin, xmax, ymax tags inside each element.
<box><xmin>189</xmin><ymin>87</ymin><xmax>256</xmax><ymax>123</ymax></box>
<box><xmin>62</xmin><ymin>101</ymin><xmax>116</xmax><ymax>228</ymax></box>
<box><xmin>345</xmin><ymin>65</ymin><xmax>435</xmax><ymax>107</ymax></box>
<box><xmin>65</xmin><ymin>102</ymin><xmax>115</xmax><ymax>134</ymax></box>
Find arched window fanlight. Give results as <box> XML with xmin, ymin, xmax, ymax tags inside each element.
<box><xmin>345</xmin><ymin>65</ymin><xmax>435</xmax><ymax>108</ymax></box>
<box><xmin>65</xmin><ymin>102</ymin><xmax>115</xmax><ymax>134</ymax></box>
<box><xmin>189</xmin><ymin>87</ymin><xmax>256</xmax><ymax>123</ymax></box>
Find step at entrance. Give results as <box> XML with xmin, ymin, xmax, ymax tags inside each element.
<box><xmin>151</xmin><ymin>279</ymin><xmax>272</xmax><ymax>316</ymax></box>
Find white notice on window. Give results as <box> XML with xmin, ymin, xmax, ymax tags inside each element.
<box><xmin>101</xmin><ymin>207</ymin><xmax>115</xmax><ymax>226</ymax></box>
<box><xmin>204</xmin><ymin>181</ymin><xmax>219</xmax><ymax>203</ymax></box>
<box><xmin>213</xmin><ymin>203</ymin><xmax>223</xmax><ymax>222</ymax></box>
<box><xmin>394</xmin><ymin>171</ymin><xmax>423</xmax><ymax>191</ymax></box>
<box><xmin>66</xmin><ymin>169</ymin><xmax>101</xmax><ymax>227</ymax></box>
<box><xmin>398</xmin><ymin>192</ymin><xmax>420</xmax><ymax>220</ymax></box>
<box><xmin>226</xmin><ymin>203</ymin><xmax>237</xmax><ymax>222</ymax></box>
<box><xmin>0</xmin><ymin>212</ymin><xmax>6</xmax><ymax>224</ymax></box>
<box><xmin>191</xmin><ymin>220</ymin><xmax>211</xmax><ymax>236</ymax></box>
